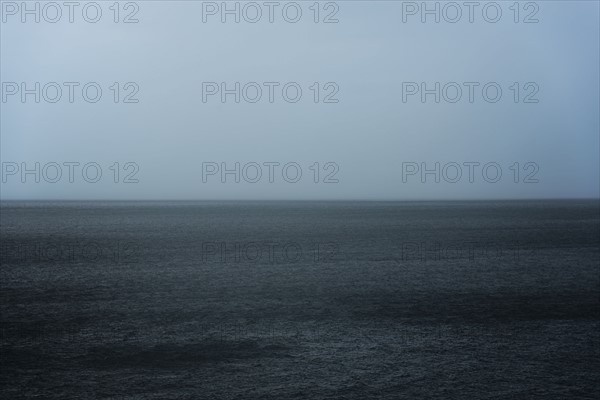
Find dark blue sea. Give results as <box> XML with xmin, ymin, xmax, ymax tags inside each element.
<box><xmin>1</xmin><ymin>200</ymin><xmax>599</xmax><ymax>399</ymax></box>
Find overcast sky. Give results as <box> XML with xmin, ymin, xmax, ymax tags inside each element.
<box><xmin>1</xmin><ymin>1</ymin><xmax>598</xmax><ymax>200</ymax></box>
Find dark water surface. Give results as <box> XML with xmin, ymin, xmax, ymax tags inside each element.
<box><xmin>1</xmin><ymin>200</ymin><xmax>599</xmax><ymax>399</ymax></box>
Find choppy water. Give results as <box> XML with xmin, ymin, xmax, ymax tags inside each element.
<box><xmin>1</xmin><ymin>200</ymin><xmax>599</xmax><ymax>399</ymax></box>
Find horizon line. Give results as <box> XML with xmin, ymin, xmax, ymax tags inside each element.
<box><xmin>1</xmin><ymin>197</ymin><xmax>599</xmax><ymax>202</ymax></box>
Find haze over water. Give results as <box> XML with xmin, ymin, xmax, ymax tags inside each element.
<box><xmin>1</xmin><ymin>1</ymin><xmax>599</xmax><ymax>398</ymax></box>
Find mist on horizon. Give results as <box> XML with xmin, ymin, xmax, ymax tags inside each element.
<box><xmin>1</xmin><ymin>1</ymin><xmax>599</xmax><ymax>200</ymax></box>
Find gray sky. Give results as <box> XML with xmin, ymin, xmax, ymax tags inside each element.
<box><xmin>1</xmin><ymin>1</ymin><xmax>599</xmax><ymax>200</ymax></box>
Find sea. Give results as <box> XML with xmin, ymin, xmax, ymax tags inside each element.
<box><xmin>1</xmin><ymin>200</ymin><xmax>599</xmax><ymax>399</ymax></box>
